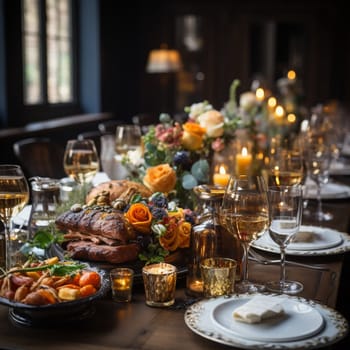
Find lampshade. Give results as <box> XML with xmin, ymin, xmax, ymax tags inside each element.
<box><xmin>146</xmin><ymin>47</ymin><xmax>182</xmax><ymax>73</ymax></box>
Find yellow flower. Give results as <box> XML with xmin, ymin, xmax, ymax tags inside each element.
<box><xmin>168</xmin><ymin>208</ymin><xmax>184</xmax><ymax>219</ymax></box>
<box><xmin>143</xmin><ymin>163</ymin><xmax>177</xmax><ymax>193</ymax></box>
<box><xmin>175</xmin><ymin>221</ymin><xmax>191</xmax><ymax>248</ymax></box>
<box><xmin>181</xmin><ymin>122</ymin><xmax>206</xmax><ymax>150</ymax></box>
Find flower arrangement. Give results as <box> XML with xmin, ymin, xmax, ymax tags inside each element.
<box><xmin>123</xmin><ymin>192</ymin><xmax>196</xmax><ymax>264</ymax></box>
<box><xmin>122</xmin><ymin>78</ymin><xmax>298</xmax><ymax>209</ymax></box>
<box><xmin>123</xmin><ymin>89</ymin><xmax>243</xmax><ymax>209</ymax></box>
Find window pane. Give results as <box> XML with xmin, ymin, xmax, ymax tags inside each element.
<box><xmin>46</xmin><ymin>0</ymin><xmax>73</xmax><ymax>103</ymax></box>
<box><xmin>22</xmin><ymin>0</ymin><xmax>43</xmax><ymax>104</ymax></box>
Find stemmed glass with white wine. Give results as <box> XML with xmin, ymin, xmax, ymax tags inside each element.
<box><xmin>305</xmin><ymin>141</ymin><xmax>333</xmax><ymax>221</ymax></box>
<box><xmin>268</xmin><ymin>135</ymin><xmax>305</xmax><ymax>187</ymax></box>
<box><xmin>221</xmin><ymin>175</ymin><xmax>269</xmax><ymax>293</ymax></box>
<box><xmin>266</xmin><ymin>184</ymin><xmax>303</xmax><ymax>294</ymax></box>
<box><xmin>0</xmin><ymin>165</ymin><xmax>29</xmax><ymax>270</ymax></box>
<box><xmin>63</xmin><ymin>139</ymin><xmax>100</xmax><ymax>195</ymax></box>
<box><xmin>115</xmin><ymin>124</ymin><xmax>142</xmax><ymax>155</ymax></box>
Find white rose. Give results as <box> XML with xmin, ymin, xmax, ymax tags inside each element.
<box><xmin>198</xmin><ymin>110</ymin><xmax>225</xmax><ymax>138</ymax></box>
<box><xmin>239</xmin><ymin>91</ymin><xmax>258</xmax><ymax>112</ymax></box>
<box><xmin>189</xmin><ymin>102</ymin><xmax>213</xmax><ymax>121</ymax></box>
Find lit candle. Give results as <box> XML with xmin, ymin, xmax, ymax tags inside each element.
<box><xmin>113</xmin><ymin>277</ymin><xmax>130</xmax><ymax>291</ymax></box>
<box><xmin>142</xmin><ymin>263</ymin><xmax>177</xmax><ymax>307</ymax></box>
<box><xmin>236</xmin><ymin>146</ymin><xmax>252</xmax><ymax>175</ymax></box>
<box><xmin>213</xmin><ymin>165</ymin><xmax>230</xmax><ymax>187</ymax></box>
<box><xmin>110</xmin><ymin>267</ymin><xmax>134</xmax><ymax>302</ymax></box>
<box><xmin>189</xmin><ymin>280</ymin><xmax>203</xmax><ymax>293</ymax></box>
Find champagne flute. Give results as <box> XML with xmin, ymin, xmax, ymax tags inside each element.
<box><xmin>63</xmin><ymin>139</ymin><xmax>100</xmax><ymax>193</ymax></box>
<box><xmin>221</xmin><ymin>175</ymin><xmax>269</xmax><ymax>293</ymax></box>
<box><xmin>266</xmin><ymin>185</ymin><xmax>303</xmax><ymax>294</ymax></box>
<box><xmin>0</xmin><ymin>165</ymin><xmax>30</xmax><ymax>270</ymax></box>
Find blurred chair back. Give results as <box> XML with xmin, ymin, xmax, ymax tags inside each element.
<box><xmin>13</xmin><ymin>137</ymin><xmax>66</xmax><ymax>179</ymax></box>
<box><xmin>98</xmin><ymin>119</ymin><xmax>125</xmax><ymax>135</ymax></box>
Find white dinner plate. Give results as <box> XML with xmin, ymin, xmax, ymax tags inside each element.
<box><xmin>329</xmin><ymin>161</ymin><xmax>350</xmax><ymax>176</ymax></box>
<box><xmin>211</xmin><ymin>297</ymin><xmax>324</xmax><ymax>342</ymax></box>
<box><xmin>251</xmin><ymin>225</ymin><xmax>350</xmax><ymax>256</ymax></box>
<box><xmin>303</xmin><ymin>181</ymin><xmax>350</xmax><ymax>199</ymax></box>
<box><xmin>184</xmin><ymin>293</ymin><xmax>349</xmax><ymax>350</ymax></box>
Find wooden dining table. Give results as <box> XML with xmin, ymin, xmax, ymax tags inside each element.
<box><xmin>0</xmin><ymin>175</ymin><xmax>350</xmax><ymax>350</ymax></box>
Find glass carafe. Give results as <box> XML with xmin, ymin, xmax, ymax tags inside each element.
<box><xmin>186</xmin><ymin>185</ymin><xmax>225</xmax><ymax>297</ymax></box>
<box><xmin>28</xmin><ymin>177</ymin><xmax>61</xmax><ymax>238</ymax></box>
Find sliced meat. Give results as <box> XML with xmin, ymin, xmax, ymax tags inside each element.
<box><xmin>66</xmin><ymin>241</ymin><xmax>140</xmax><ymax>264</ymax></box>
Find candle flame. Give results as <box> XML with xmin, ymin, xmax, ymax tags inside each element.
<box><xmin>219</xmin><ymin>165</ymin><xmax>227</xmax><ymax>175</ymax></box>
<box><xmin>241</xmin><ymin>147</ymin><xmax>248</xmax><ymax>156</ymax></box>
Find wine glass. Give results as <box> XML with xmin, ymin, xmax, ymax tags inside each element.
<box><xmin>221</xmin><ymin>175</ymin><xmax>269</xmax><ymax>293</ymax></box>
<box><xmin>268</xmin><ymin>136</ymin><xmax>305</xmax><ymax>187</ymax></box>
<box><xmin>0</xmin><ymin>165</ymin><xmax>30</xmax><ymax>270</ymax></box>
<box><xmin>266</xmin><ymin>185</ymin><xmax>303</xmax><ymax>294</ymax></box>
<box><xmin>115</xmin><ymin>124</ymin><xmax>142</xmax><ymax>155</ymax></box>
<box><xmin>305</xmin><ymin>141</ymin><xmax>333</xmax><ymax>221</ymax></box>
<box><xmin>63</xmin><ymin>139</ymin><xmax>100</xmax><ymax>193</ymax></box>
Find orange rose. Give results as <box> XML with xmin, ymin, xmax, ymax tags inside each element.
<box><xmin>181</xmin><ymin>122</ymin><xmax>206</xmax><ymax>151</ymax></box>
<box><xmin>159</xmin><ymin>226</ymin><xmax>178</xmax><ymax>251</ymax></box>
<box><xmin>143</xmin><ymin>164</ymin><xmax>177</xmax><ymax>193</ymax></box>
<box><xmin>176</xmin><ymin>221</ymin><xmax>191</xmax><ymax>248</ymax></box>
<box><xmin>124</xmin><ymin>203</ymin><xmax>152</xmax><ymax>234</ymax></box>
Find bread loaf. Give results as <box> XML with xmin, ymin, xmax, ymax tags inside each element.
<box><xmin>86</xmin><ymin>180</ymin><xmax>152</xmax><ymax>205</ymax></box>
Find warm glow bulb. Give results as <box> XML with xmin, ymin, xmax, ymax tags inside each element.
<box><xmin>275</xmin><ymin>105</ymin><xmax>284</xmax><ymax>117</ymax></box>
<box><xmin>287</xmin><ymin>113</ymin><xmax>296</xmax><ymax>123</ymax></box>
<box><xmin>255</xmin><ymin>88</ymin><xmax>265</xmax><ymax>101</ymax></box>
<box><xmin>268</xmin><ymin>97</ymin><xmax>277</xmax><ymax>108</ymax></box>
<box><xmin>287</xmin><ymin>70</ymin><xmax>296</xmax><ymax>80</ymax></box>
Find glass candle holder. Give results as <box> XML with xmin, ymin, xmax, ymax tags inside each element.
<box><xmin>110</xmin><ymin>268</ymin><xmax>134</xmax><ymax>302</ymax></box>
<box><xmin>201</xmin><ymin>257</ymin><xmax>237</xmax><ymax>297</ymax></box>
<box><xmin>142</xmin><ymin>263</ymin><xmax>177</xmax><ymax>307</ymax></box>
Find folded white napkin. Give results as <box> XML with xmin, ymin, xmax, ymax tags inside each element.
<box><xmin>233</xmin><ymin>296</ymin><xmax>285</xmax><ymax>324</ymax></box>
<box><xmin>292</xmin><ymin>231</ymin><xmax>315</xmax><ymax>243</ymax></box>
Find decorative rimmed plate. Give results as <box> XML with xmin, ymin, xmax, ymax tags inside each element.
<box><xmin>251</xmin><ymin>225</ymin><xmax>350</xmax><ymax>256</ymax></box>
<box><xmin>0</xmin><ymin>268</ymin><xmax>109</xmax><ymax>327</ymax></box>
<box><xmin>184</xmin><ymin>293</ymin><xmax>349</xmax><ymax>350</ymax></box>
<box><xmin>211</xmin><ymin>297</ymin><xmax>324</xmax><ymax>342</ymax></box>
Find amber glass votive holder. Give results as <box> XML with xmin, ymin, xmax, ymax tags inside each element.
<box><xmin>201</xmin><ymin>257</ymin><xmax>237</xmax><ymax>297</ymax></box>
<box><xmin>142</xmin><ymin>263</ymin><xmax>177</xmax><ymax>307</ymax></box>
<box><xmin>110</xmin><ymin>267</ymin><xmax>134</xmax><ymax>302</ymax></box>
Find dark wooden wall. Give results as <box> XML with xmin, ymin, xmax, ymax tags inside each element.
<box><xmin>99</xmin><ymin>0</ymin><xmax>350</xmax><ymax>117</ymax></box>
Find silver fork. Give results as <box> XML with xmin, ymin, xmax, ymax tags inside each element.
<box><xmin>248</xmin><ymin>249</ymin><xmax>330</xmax><ymax>271</ymax></box>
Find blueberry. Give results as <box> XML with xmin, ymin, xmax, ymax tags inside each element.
<box><xmin>173</xmin><ymin>151</ymin><xmax>191</xmax><ymax>169</ymax></box>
